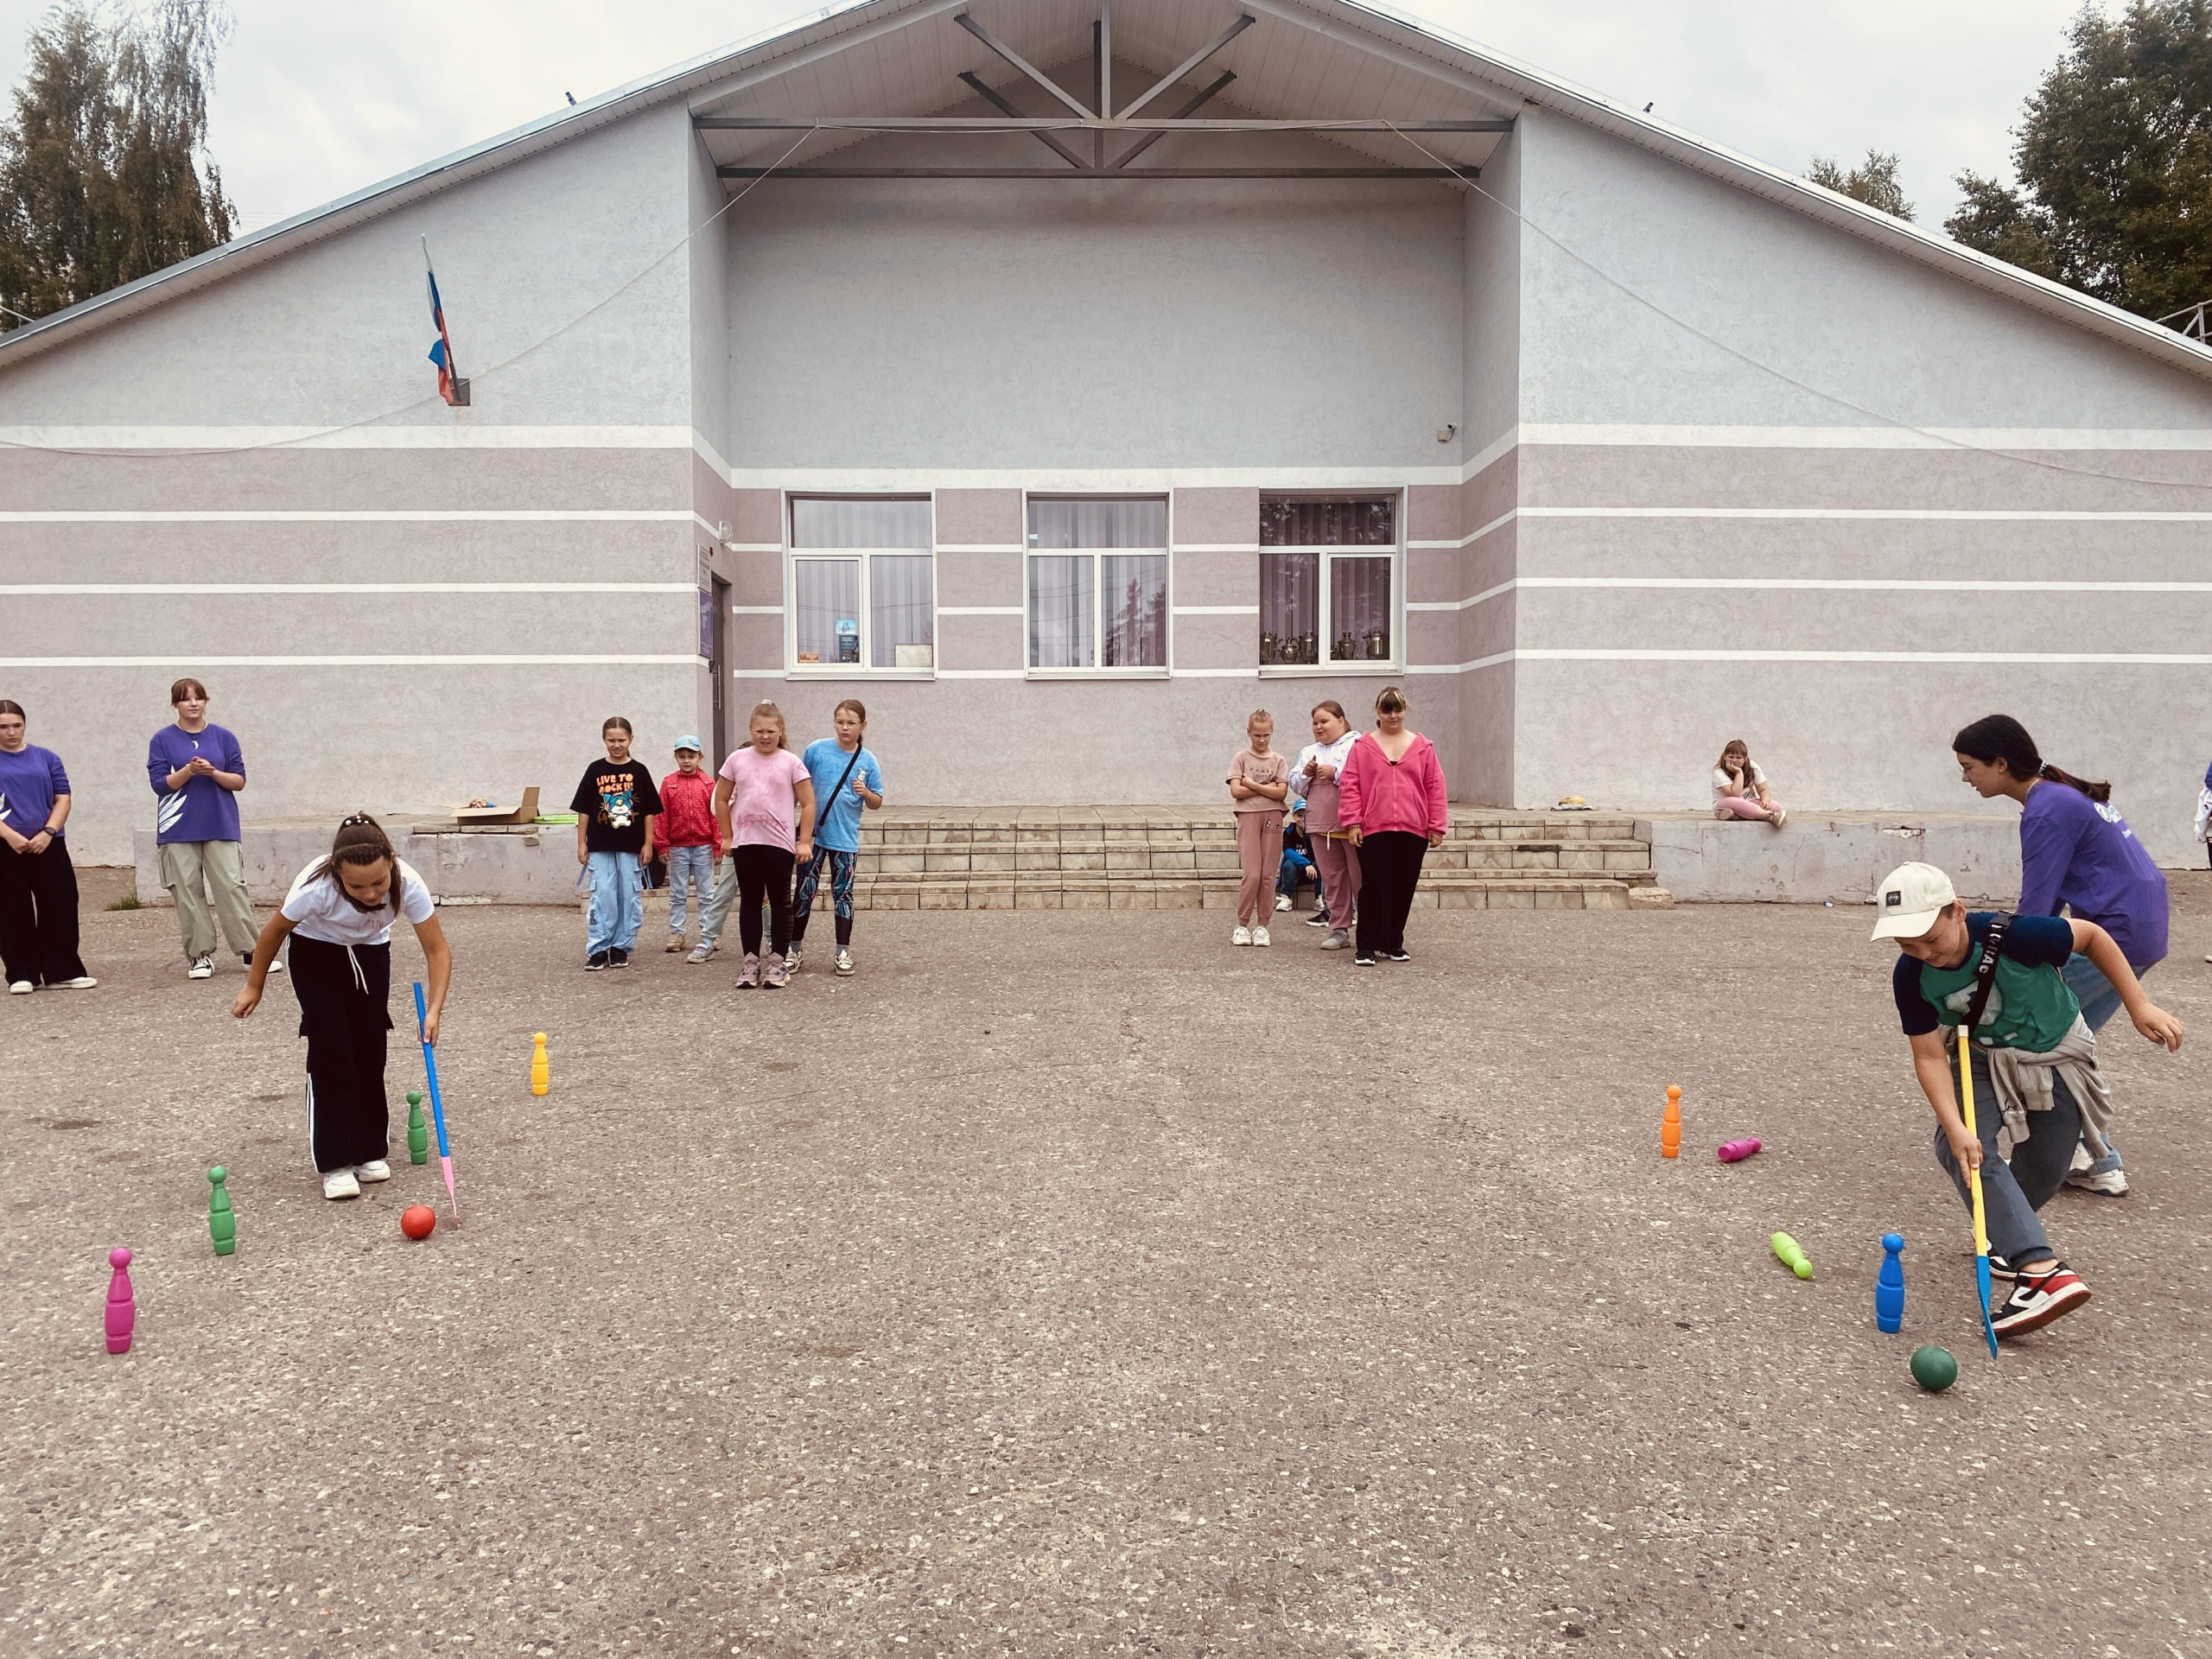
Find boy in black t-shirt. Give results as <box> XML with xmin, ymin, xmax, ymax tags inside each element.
<box><xmin>570</xmin><ymin>717</ymin><xmax>662</xmax><ymax>970</ymax></box>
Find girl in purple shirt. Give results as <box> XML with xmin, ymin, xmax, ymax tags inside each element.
<box><xmin>0</xmin><ymin>700</ymin><xmax>97</xmax><ymax>994</ymax></box>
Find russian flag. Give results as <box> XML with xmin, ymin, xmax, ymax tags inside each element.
<box><xmin>423</xmin><ymin>240</ymin><xmax>460</xmax><ymax>404</ymax></box>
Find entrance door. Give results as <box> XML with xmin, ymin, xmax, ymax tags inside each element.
<box><xmin>710</xmin><ymin>573</ymin><xmax>731</xmax><ymax>763</ymax></box>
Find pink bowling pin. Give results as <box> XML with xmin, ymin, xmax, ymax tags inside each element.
<box><xmin>1716</xmin><ymin>1138</ymin><xmax>1762</xmax><ymax>1163</ymax></box>
<box><xmin>105</xmin><ymin>1247</ymin><xmax>136</xmax><ymax>1354</ymax></box>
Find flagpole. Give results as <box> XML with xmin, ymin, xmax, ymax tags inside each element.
<box><xmin>422</xmin><ymin>236</ymin><xmax>468</xmax><ymax>407</ymax></box>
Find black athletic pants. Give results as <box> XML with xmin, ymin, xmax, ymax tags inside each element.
<box><xmin>289</xmin><ymin>934</ymin><xmax>393</xmax><ymax>1173</ymax></box>
<box><xmin>0</xmin><ymin>836</ymin><xmax>86</xmax><ymax>986</ymax></box>
<box><xmin>1355</xmin><ymin>830</ymin><xmax>1428</xmax><ymax>959</ymax></box>
<box><xmin>734</xmin><ymin>844</ymin><xmax>795</xmax><ymax>959</ymax></box>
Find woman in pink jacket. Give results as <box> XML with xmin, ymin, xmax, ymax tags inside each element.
<box><xmin>1338</xmin><ymin>685</ymin><xmax>1448</xmax><ymax>965</ymax></box>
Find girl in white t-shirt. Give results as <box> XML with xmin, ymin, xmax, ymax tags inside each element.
<box><xmin>233</xmin><ymin>815</ymin><xmax>453</xmax><ymax>1201</ymax></box>
<box><xmin>1712</xmin><ymin>739</ymin><xmax>1787</xmax><ymax>828</ymax></box>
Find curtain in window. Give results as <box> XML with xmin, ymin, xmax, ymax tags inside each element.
<box><xmin>1258</xmin><ymin>550</ymin><xmax>1319</xmax><ymax>664</ymax></box>
<box><xmin>1329</xmin><ymin>555</ymin><xmax>1393</xmax><ymax>662</ymax></box>
<box><xmin>1260</xmin><ymin>499</ymin><xmax>1395</xmax><ymax>547</ymax></box>
<box><xmin>1029</xmin><ymin>555</ymin><xmax>1093</xmax><ymax>668</ymax></box>
<box><xmin>792</xmin><ymin>498</ymin><xmax>931</xmax><ymax>549</ymax></box>
<box><xmin>870</xmin><ymin>555</ymin><xmax>934</xmax><ymax>667</ymax></box>
<box><xmin>794</xmin><ymin>558</ymin><xmax>861</xmax><ymax>664</ymax></box>
<box><xmin>1101</xmin><ymin>555</ymin><xmax>1167</xmax><ymax>668</ymax></box>
<box><xmin>1028</xmin><ymin>499</ymin><xmax>1167</xmax><ymax>550</ymax></box>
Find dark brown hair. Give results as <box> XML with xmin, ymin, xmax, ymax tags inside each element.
<box><xmin>0</xmin><ymin>700</ymin><xmax>22</xmax><ymax>720</ymax></box>
<box><xmin>834</xmin><ymin>697</ymin><xmax>868</xmax><ymax>725</ymax></box>
<box><xmin>1951</xmin><ymin>714</ymin><xmax>2109</xmax><ymax>803</ymax></box>
<box><xmin>1717</xmin><ymin>739</ymin><xmax>1753</xmax><ymax>779</ymax></box>
<box><xmin>169</xmin><ymin>677</ymin><xmax>209</xmax><ymax>704</ymax></box>
<box><xmin>601</xmin><ymin>716</ymin><xmax>632</xmax><ymax>737</ymax></box>
<box><xmin>1310</xmin><ymin>699</ymin><xmax>1349</xmax><ymax>726</ymax></box>
<box><xmin>321</xmin><ymin>813</ymin><xmax>399</xmax><ymax>911</ymax></box>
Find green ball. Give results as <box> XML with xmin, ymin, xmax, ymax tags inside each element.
<box><xmin>1910</xmin><ymin>1344</ymin><xmax>1958</xmax><ymax>1393</ymax></box>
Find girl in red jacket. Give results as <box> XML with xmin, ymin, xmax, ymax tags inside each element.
<box><xmin>1338</xmin><ymin>686</ymin><xmax>1448</xmax><ymax>965</ymax></box>
<box><xmin>655</xmin><ymin>737</ymin><xmax>724</xmax><ymax>954</ymax></box>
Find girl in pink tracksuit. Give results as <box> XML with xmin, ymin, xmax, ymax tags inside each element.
<box><xmin>1338</xmin><ymin>685</ymin><xmax>1448</xmax><ymax>965</ymax></box>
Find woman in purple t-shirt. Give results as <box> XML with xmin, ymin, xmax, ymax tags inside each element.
<box><xmin>148</xmin><ymin>677</ymin><xmax>264</xmax><ymax>982</ymax></box>
<box><xmin>1954</xmin><ymin>714</ymin><xmax>2169</xmax><ymax>1197</ymax></box>
<box><xmin>0</xmin><ymin>700</ymin><xmax>97</xmax><ymax>994</ymax></box>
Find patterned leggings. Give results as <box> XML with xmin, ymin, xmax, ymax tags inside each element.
<box><xmin>791</xmin><ymin>848</ymin><xmax>857</xmax><ymax>948</ymax></box>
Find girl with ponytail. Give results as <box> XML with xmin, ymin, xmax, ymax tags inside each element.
<box><xmin>1953</xmin><ymin>715</ymin><xmax>2169</xmax><ymax>1198</ymax></box>
<box><xmin>233</xmin><ymin>813</ymin><xmax>453</xmax><ymax>1202</ymax></box>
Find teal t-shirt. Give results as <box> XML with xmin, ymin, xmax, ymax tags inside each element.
<box><xmin>1893</xmin><ymin>912</ymin><xmax>2081</xmax><ymax>1053</ymax></box>
<box><xmin>800</xmin><ymin>740</ymin><xmax>882</xmax><ymax>853</ymax></box>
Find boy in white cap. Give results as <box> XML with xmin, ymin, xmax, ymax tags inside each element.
<box><xmin>654</xmin><ymin>736</ymin><xmax>721</xmax><ymax>954</ymax></box>
<box><xmin>1874</xmin><ymin>861</ymin><xmax>2183</xmax><ymax>1337</ymax></box>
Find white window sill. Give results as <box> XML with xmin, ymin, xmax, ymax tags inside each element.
<box><xmin>783</xmin><ymin>667</ymin><xmax>937</xmax><ymax>682</ymax></box>
<box><xmin>1258</xmin><ymin>663</ymin><xmax>1402</xmax><ymax>677</ymax></box>
<box><xmin>1026</xmin><ymin>666</ymin><xmax>1171</xmax><ymax>681</ymax></box>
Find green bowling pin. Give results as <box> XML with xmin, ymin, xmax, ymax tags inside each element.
<box><xmin>407</xmin><ymin>1090</ymin><xmax>429</xmax><ymax>1166</ymax></box>
<box><xmin>1770</xmin><ymin>1231</ymin><xmax>1812</xmax><ymax>1280</ymax></box>
<box><xmin>208</xmin><ymin>1166</ymin><xmax>236</xmax><ymax>1255</ymax></box>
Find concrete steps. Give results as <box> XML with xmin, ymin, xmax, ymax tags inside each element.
<box><xmin>846</xmin><ymin>808</ymin><xmax>1664</xmax><ymax>911</ymax></box>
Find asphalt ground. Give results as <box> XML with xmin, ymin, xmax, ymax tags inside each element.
<box><xmin>6</xmin><ymin>876</ymin><xmax>2212</xmax><ymax>1658</ymax></box>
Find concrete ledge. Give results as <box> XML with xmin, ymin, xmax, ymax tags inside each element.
<box><xmin>137</xmin><ymin>824</ymin><xmax>583</xmax><ymax>906</ymax></box>
<box><xmin>1635</xmin><ymin>813</ymin><xmax>2022</xmax><ymax>904</ymax></box>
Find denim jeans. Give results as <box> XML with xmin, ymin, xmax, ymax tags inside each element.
<box><xmin>664</xmin><ymin>844</ymin><xmax>714</xmax><ymax>935</ymax></box>
<box><xmin>1932</xmin><ymin>1039</ymin><xmax>2081</xmax><ymax>1265</ymax></box>
<box><xmin>583</xmin><ymin>850</ymin><xmax>643</xmax><ymax>957</ymax></box>
<box><xmin>701</xmin><ymin>853</ymin><xmax>737</xmax><ymax>945</ymax></box>
<box><xmin>2061</xmin><ymin>951</ymin><xmax>2156</xmax><ymax>1173</ymax></box>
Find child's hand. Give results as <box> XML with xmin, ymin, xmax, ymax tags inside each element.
<box><xmin>1944</xmin><ymin>1120</ymin><xmax>1983</xmax><ymax>1173</ymax></box>
<box><xmin>232</xmin><ymin>982</ymin><xmax>261</xmax><ymax>1020</ymax></box>
<box><xmin>2131</xmin><ymin>1001</ymin><xmax>2184</xmax><ymax>1052</ymax></box>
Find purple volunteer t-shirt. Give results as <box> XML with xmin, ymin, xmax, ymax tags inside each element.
<box><xmin>2018</xmin><ymin>780</ymin><xmax>2168</xmax><ymax>967</ymax></box>
<box><xmin>0</xmin><ymin>744</ymin><xmax>71</xmax><ymax>840</ymax></box>
<box><xmin>147</xmin><ymin>722</ymin><xmax>245</xmax><ymax>844</ymax></box>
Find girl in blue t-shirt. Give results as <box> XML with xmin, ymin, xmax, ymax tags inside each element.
<box><xmin>791</xmin><ymin>699</ymin><xmax>883</xmax><ymax>977</ymax></box>
<box><xmin>0</xmin><ymin>700</ymin><xmax>97</xmax><ymax>994</ymax></box>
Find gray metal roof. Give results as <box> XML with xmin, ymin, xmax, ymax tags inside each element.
<box><xmin>3</xmin><ymin>0</ymin><xmax>2208</xmax><ymax>384</ymax></box>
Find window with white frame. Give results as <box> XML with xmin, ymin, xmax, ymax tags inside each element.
<box><xmin>1257</xmin><ymin>497</ymin><xmax>1396</xmax><ymax>667</ymax></box>
<box><xmin>789</xmin><ymin>497</ymin><xmax>934</xmax><ymax>671</ymax></box>
<box><xmin>1026</xmin><ymin>497</ymin><xmax>1168</xmax><ymax>671</ymax></box>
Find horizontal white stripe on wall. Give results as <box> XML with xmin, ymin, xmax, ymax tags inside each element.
<box><xmin>3</xmin><ymin>582</ymin><xmax>694</xmax><ymax>595</ymax></box>
<box><xmin>937</xmin><ymin>607</ymin><xmax>1023</xmax><ymax>617</ymax></box>
<box><xmin>0</xmin><ymin>424</ymin><xmax>697</xmax><ymax>450</ymax></box>
<box><xmin>1173</xmin><ymin>606</ymin><xmax>1260</xmax><ymax>616</ymax></box>
<box><xmin>1406</xmin><ymin>575</ymin><xmax>2212</xmax><ymax>613</ymax></box>
<box><xmin>1409</xmin><ymin>649</ymin><xmax>2212</xmax><ymax>672</ymax></box>
<box><xmin>723</xmin><ymin>543</ymin><xmax>784</xmax><ymax>554</ymax></box>
<box><xmin>1407</xmin><ymin>579</ymin><xmax>1518</xmax><ymax>613</ymax></box>
<box><xmin>0</xmin><ymin>509</ymin><xmax>695</xmax><ymax>524</ymax></box>
<box><xmin>1522</xmin><ymin>507</ymin><xmax>2212</xmax><ymax>524</ymax></box>
<box><xmin>1174</xmin><ymin>667</ymin><xmax>1261</xmax><ymax>678</ymax></box>
<box><xmin>1408</xmin><ymin>509</ymin><xmax>1520</xmax><ymax>550</ymax></box>
<box><xmin>1176</xmin><ymin>544</ymin><xmax>1262</xmax><ymax>555</ymax></box>
<box><xmin>724</xmin><ymin>467</ymin><xmax>1463</xmax><ymax>490</ymax></box>
<box><xmin>1519</xmin><ymin>423</ymin><xmax>2212</xmax><ymax>452</ymax></box>
<box><xmin>0</xmin><ymin>654</ymin><xmax>702</xmax><ymax>667</ymax></box>
<box><xmin>934</xmin><ymin>668</ymin><xmax>1027</xmax><ymax>679</ymax></box>
<box><xmin>936</xmin><ymin>544</ymin><xmax>1024</xmax><ymax>554</ymax></box>
<box><xmin>729</xmin><ymin>605</ymin><xmax>783</xmax><ymax>614</ymax></box>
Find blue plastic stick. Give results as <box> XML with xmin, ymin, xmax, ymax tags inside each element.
<box><xmin>412</xmin><ymin>981</ymin><xmax>458</xmax><ymax>1221</ymax></box>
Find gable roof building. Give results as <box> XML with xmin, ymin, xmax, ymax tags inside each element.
<box><xmin>6</xmin><ymin>0</ymin><xmax>2210</xmax><ymax>866</ymax></box>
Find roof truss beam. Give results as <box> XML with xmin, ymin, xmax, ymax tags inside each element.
<box><xmin>1109</xmin><ymin>71</ymin><xmax>1236</xmax><ymax>169</ymax></box>
<box><xmin>957</xmin><ymin>72</ymin><xmax>1088</xmax><ymax>168</ymax></box>
<box><xmin>954</xmin><ymin>10</ymin><xmax>1092</xmax><ymax>119</ymax></box>
<box><xmin>694</xmin><ymin>117</ymin><xmax>1512</xmax><ymax>132</ymax></box>
<box><xmin>716</xmin><ymin>165</ymin><xmax>1465</xmax><ymax>179</ymax></box>
<box><xmin>1117</xmin><ymin>13</ymin><xmax>1255</xmax><ymax>119</ymax></box>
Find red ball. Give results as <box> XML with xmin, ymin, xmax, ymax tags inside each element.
<box><xmin>400</xmin><ymin>1204</ymin><xmax>437</xmax><ymax>1241</ymax></box>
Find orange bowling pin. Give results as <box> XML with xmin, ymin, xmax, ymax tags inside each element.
<box><xmin>1662</xmin><ymin>1084</ymin><xmax>1681</xmax><ymax>1159</ymax></box>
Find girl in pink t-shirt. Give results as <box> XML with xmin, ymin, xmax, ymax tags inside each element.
<box><xmin>713</xmin><ymin>702</ymin><xmax>816</xmax><ymax>988</ymax></box>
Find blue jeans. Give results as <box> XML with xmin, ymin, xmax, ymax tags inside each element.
<box><xmin>664</xmin><ymin>844</ymin><xmax>714</xmax><ymax>935</ymax></box>
<box><xmin>1933</xmin><ymin>1041</ymin><xmax>2080</xmax><ymax>1265</ymax></box>
<box><xmin>2061</xmin><ymin>952</ymin><xmax>2156</xmax><ymax>1173</ymax></box>
<box><xmin>583</xmin><ymin>850</ymin><xmax>644</xmax><ymax>957</ymax></box>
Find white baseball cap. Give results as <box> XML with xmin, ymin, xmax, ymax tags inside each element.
<box><xmin>1869</xmin><ymin>862</ymin><xmax>1957</xmax><ymax>941</ymax></box>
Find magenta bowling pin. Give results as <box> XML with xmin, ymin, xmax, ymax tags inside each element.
<box><xmin>105</xmin><ymin>1247</ymin><xmax>136</xmax><ymax>1354</ymax></box>
<box><xmin>1716</xmin><ymin>1138</ymin><xmax>1762</xmax><ymax>1163</ymax></box>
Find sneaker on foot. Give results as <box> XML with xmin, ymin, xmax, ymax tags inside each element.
<box><xmin>1986</xmin><ymin>1252</ymin><xmax>2022</xmax><ymax>1283</ymax></box>
<box><xmin>1991</xmin><ymin>1262</ymin><xmax>2090</xmax><ymax>1338</ymax></box>
<box><xmin>1231</xmin><ymin>925</ymin><xmax>1252</xmax><ymax>946</ymax></box>
<box><xmin>1253</xmin><ymin>926</ymin><xmax>1271</xmax><ymax>947</ymax></box>
<box><xmin>1354</xmin><ymin>954</ymin><xmax>1376</xmax><ymax>967</ymax></box>
<box><xmin>188</xmin><ymin>954</ymin><xmax>215</xmax><ymax>980</ymax></box>
<box><xmin>2066</xmin><ymin>1163</ymin><xmax>2130</xmax><ymax>1197</ymax></box>
<box><xmin>321</xmin><ymin>1167</ymin><xmax>361</xmax><ymax>1200</ymax></box>
<box><xmin>763</xmin><ymin>952</ymin><xmax>788</xmax><ymax>989</ymax></box>
<box><xmin>54</xmin><ymin>976</ymin><xmax>97</xmax><ymax>988</ymax></box>
<box><xmin>786</xmin><ymin>944</ymin><xmax>803</xmax><ymax>973</ymax></box>
<box><xmin>608</xmin><ymin>948</ymin><xmax>630</xmax><ymax>969</ymax></box>
<box><xmin>1274</xmin><ymin>893</ymin><xmax>1292</xmax><ymax>912</ymax></box>
<box><xmin>8</xmin><ymin>980</ymin><xmax>33</xmax><ymax>994</ymax></box>
<box><xmin>1321</xmin><ymin>929</ymin><xmax>1351</xmax><ymax>950</ymax></box>
<box><xmin>737</xmin><ymin>953</ymin><xmax>760</xmax><ymax>988</ymax></box>
<box><xmin>1382</xmin><ymin>949</ymin><xmax>1411</xmax><ymax>963</ymax></box>
<box><xmin>354</xmin><ymin>1159</ymin><xmax>391</xmax><ymax>1184</ymax></box>
<box><xmin>585</xmin><ymin>951</ymin><xmax>610</xmax><ymax>972</ymax></box>
<box><xmin>664</xmin><ymin>936</ymin><xmax>685</xmax><ymax>953</ymax></box>
<box><xmin>1304</xmin><ymin>912</ymin><xmax>1330</xmax><ymax>926</ymax></box>
<box><xmin>689</xmin><ymin>940</ymin><xmax>716</xmax><ymax>964</ymax></box>
<box><xmin>835</xmin><ymin>948</ymin><xmax>855</xmax><ymax>976</ymax></box>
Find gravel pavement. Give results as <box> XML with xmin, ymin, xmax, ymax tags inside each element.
<box><xmin>6</xmin><ymin>878</ymin><xmax>2211</xmax><ymax>1657</ymax></box>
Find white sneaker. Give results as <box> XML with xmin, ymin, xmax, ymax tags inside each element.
<box><xmin>1771</xmin><ymin>809</ymin><xmax>1789</xmax><ymax>829</ymax></box>
<box><xmin>1321</xmin><ymin>929</ymin><xmax>1351</xmax><ymax>950</ymax></box>
<box><xmin>188</xmin><ymin>955</ymin><xmax>214</xmax><ymax>979</ymax></box>
<box><xmin>353</xmin><ymin>1160</ymin><xmax>392</xmax><ymax>1184</ymax></box>
<box><xmin>689</xmin><ymin>941</ymin><xmax>716</xmax><ymax>964</ymax></box>
<box><xmin>8</xmin><ymin>981</ymin><xmax>31</xmax><ymax>995</ymax></box>
<box><xmin>54</xmin><ymin>976</ymin><xmax>97</xmax><ymax>989</ymax></box>
<box><xmin>1231</xmin><ymin>925</ymin><xmax>1252</xmax><ymax>946</ymax></box>
<box><xmin>786</xmin><ymin>944</ymin><xmax>804</xmax><ymax>973</ymax></box>
<box><xmin>1274</xmin><ymin>894</ymin><xmax>1292</xmax><ymax>912</ymax></box>
<box><xmin>321</xmin><ymin>1168</ymin><xmax>361</xmax><ymax>1200</ymax></box>
<box><xmin>1253</xmin><ymin>926</ymin><xmax>1271</xmax><ymax>947</ymax></box>
<box><xmin>835</xmin><ymin>948</ymin><xmax>855</xmax><ymax>976</ymax></box>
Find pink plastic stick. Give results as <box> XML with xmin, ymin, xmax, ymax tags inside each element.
<box><xmin>1716</xmin><ymin>1138</ymin><xmax>1763</xmax><ymax>1163</ymax></box>
<box><xmin>105</xmin><ymin>1247</ymin><xmax>135</xmax><ymax>1354</ymax></box>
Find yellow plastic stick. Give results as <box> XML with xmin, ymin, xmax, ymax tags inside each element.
<box><xmin>1958</xmin><ymin>1026</ymin><xmax>1999</xmax><ymax>1357</ymax></box>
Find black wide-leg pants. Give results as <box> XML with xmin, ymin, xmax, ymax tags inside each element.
<box><xmin>0</xmin><ymin>837</ymin><xmax>86</xmax><ymax>986</ymax></box>
<box><xmin>289</xmin><ymin>934</ymin><xmax>394</xmax><ymax>1173</ymax></box>
<box><xmin>1354</xmin><ymin>830</ymin><xmax>1428</xmax><ymax>959</ymax></box>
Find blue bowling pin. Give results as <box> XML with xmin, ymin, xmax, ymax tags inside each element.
<box><xmin>1876</xmin><ymin>1232</ymin><xmax>1905</xmax><ymax>1333</ymax></box>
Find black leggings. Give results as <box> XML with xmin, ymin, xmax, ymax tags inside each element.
<box><xmin>0</xmin><ymin>836</ymin><xmax>86</xmax><ymax>986</ymax></box>
<box><xmin>1355</xmin><ymin>831</ymin><xmax>1428</xmax><ymax>958</ymax></box>
<box><xmin>734</xmin><ymin>844</ymin><xmax>795</xmax><ymax>958</ymax></box>
<box><xmin>289</xmin><ymin>934</ymin><xmax>393</xmax><ymax>1173</ymax></box>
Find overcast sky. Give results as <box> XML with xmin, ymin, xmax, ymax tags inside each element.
<box><xmin>0</xmin><ymin>0</ymin><xmax>2090</xmax><ymax>234</ymax></box>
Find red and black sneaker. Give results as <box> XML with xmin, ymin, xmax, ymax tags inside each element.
<box><xmin>1991</xmin><ymin>1262</ymin><xmax>2091</xmax><ymax>1338</ymax></box>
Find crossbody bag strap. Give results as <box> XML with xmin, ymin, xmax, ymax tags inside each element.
<box><xmin>1961</xmin><ymin>913</ymin><xmax>2012</xmax><ymax>1036</ymax></box>
<box><xmin>816</xmin><ymin>747</ymin><xmax>865</xmax><ymax>849</ymax></box>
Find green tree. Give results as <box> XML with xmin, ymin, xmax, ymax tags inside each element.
<box><xmin>1947</xmin><ymin>0</ymin><xmax>2212</xmax><ymax>326</ymax></box>
<box><xmin>0</xmin><ymin>0</ymin><xmax>236</xmax><ymax>331</ymax></box>
<box><xmin>1807</xmin><ymin>149</ymin><xmax>1916</xmax><ymax>220</ymax></box>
